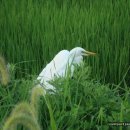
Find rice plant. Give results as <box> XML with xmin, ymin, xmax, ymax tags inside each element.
<box><xmin>0</xmin><ymin>0</ymin><xmax>129</xmax><ymax>85</ymax></box>
<box><xmin>0</xmin><ymin>0</ymin><xmax>130</xmax><ymax>129</ymax></box>
<box><xmin>0</xmin><ymin>65</ymin><xmax>129</xmax><ymax>129</ymax></box>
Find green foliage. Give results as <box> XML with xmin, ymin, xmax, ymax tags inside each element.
<box><xmin>30</xmin><ymin>85</ymin><xmax>46</xmax><ymax>119</ymax></box>
<box><xmin>49</xmin><ymin>66</ymin><xmax>130</xmax><ymax>130</ymax></box>
<box><xmin>0</xmin><ymin>65</ymin><xmax>129</xmax><ymax>130</ymax></box>
<box><xmin>0</xmin><ymin>0</ymin><xmax>129</xmax><ymax>85</ymax></box>
<box><xmin>0</xmin><ymin>0</ymin><xmax>130</xmax><ymax>129</ymax></box>
<box><xmin>0</xmin><ymin>76</ymin><xmax>34</xmax><ymax>128</ymax></box>
<box><xmin>2</xmin><ymin>83</ymin><xmax>45</xmax><ymax>130</ymax></box>
<box><xmin>3</xmin><ymin>102</ymin><xmax>41</xmax><ymax>130</ymax></box>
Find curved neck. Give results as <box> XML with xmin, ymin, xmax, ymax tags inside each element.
<box><xmin>68</xmin><ymin>52</ymin><xmax>76</xmax><ymax>65</ymax></box>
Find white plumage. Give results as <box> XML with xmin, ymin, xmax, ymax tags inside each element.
<box><xmin>37</xmin><ymin>47</ymin><xmax>96</xmax><ymax>92</ymax></box>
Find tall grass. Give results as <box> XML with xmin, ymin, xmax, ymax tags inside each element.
<box><xmin>0</xmin><ymin>65</ymin><xmax>130</xmax><ymax>130</ymax></box>
<box><xmin>3</xmin><ymin>102</ymin><xmax>41</xmax><ymax>130</ymax></box>
<box><xmin>0</xmin><ymin>0</ymin><xmax>129</xmax><ymax>85</ymax></box>
<box><xmin>0</xmin><ymin>56</ymin><xmax>9</xmax><ymax>86</ymax></box>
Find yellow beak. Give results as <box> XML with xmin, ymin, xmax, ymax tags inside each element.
<box><xmin>84</xmin><ymin>50</ymin><xmax>96</xmax><ymax>56</ymax></box>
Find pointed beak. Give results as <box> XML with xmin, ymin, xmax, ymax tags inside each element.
<box><xmin>83</xmin><ymin>50</ymin><xmax>96</xmax><ymax>56</ymax></box>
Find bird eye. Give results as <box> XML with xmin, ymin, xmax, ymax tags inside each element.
<box><xmin>81</xmin><ymin>50</ymin><xmax>85</xmax><ymax>53</ymax></box>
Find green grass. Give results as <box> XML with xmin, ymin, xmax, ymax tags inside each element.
<box><xmin>0</xmin><ymin>0</ymin><xmax>129</xmax><ymax>85</ymax></box>
<box><xmin>0</xmin><ymin>0</ymin><xmax>130</xmax><ymax>129</ymax></box>
<box><xmin>0</xmin><ymin>65</ymin><xmax>130</xmax><ymax>130</ymax></box>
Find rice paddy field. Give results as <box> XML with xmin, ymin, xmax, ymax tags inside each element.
<box><xmin>0</xmin><ymin>0</ymin><xmax>130</xmax><ymax>130</ymax></box>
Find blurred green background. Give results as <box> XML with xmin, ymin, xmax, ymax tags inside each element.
<box><xmin>0</xmin><ymin>0</ymin><xmax>129</xmax><ymax>85</ymax></box>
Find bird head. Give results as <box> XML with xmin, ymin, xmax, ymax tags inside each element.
<box><xmin>69</xmin><ymin>47</ymin><xmax>96</xmax><ymax>57</ymax></box>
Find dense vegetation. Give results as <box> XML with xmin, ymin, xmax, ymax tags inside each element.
<box><xmin>0</xmin><ymin>0</ymin><xmax>130</xmax><ymax>130</ymax></box>
<box><xmin>0</xmin><ymin>0</ymin><xmax>129</xmax><ymax>84</ymax></box>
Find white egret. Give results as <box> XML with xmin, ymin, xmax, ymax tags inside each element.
<box><xmin>37</xmin><ymin>47</ymin><xmax>96</xmax><ymax>92</ymax></box>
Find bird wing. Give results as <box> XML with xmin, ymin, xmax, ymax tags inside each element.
<box><xmin>37</xmin><ymin>50</ymin><xmax>70</xmax><ymax>82</ymax></box>
<box><xmin>37</xmin><ymin>66</ymin><xmax>47</xmax><ymax>80</ymax></box>
<box><xmin>52</xmin><ymin>50</ymin><xmax>69</xmax><ymax>74</ymax></box>
<box><xmin>45</xmin><ymin>50</ymin><xmax>70</xmax><ymax>79</ymax></box>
